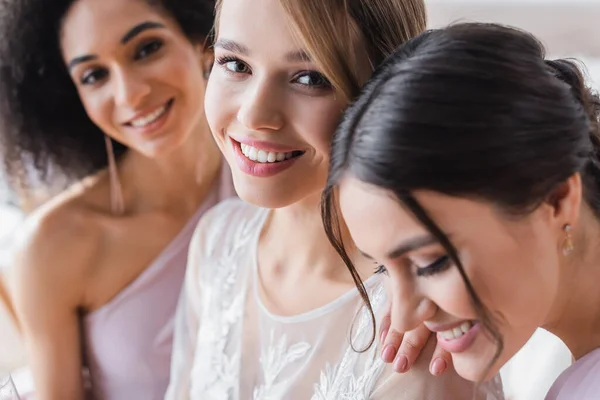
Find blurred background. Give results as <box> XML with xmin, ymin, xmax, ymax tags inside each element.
<box><xmin>1</xmin><ymin>0</ymin><xmax>598</xmax><ymax>398</ymax></box>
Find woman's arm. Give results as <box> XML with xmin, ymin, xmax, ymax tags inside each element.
<box><xmin>11</xmin><ymin>211</ymin><xmax>97</xmax><ymax>400</ymax></box>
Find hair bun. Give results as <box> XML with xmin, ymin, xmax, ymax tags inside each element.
<box><xmin>545</xmin><ymin>59</ymin><xmax>600</xmax><ymax>136</ymax></box>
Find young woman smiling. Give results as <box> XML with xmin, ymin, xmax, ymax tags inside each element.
<box><xmin>167</xmin><ymin>0</ymin><xmax>502</xmax><ymax>398</ymax></box>
<box><xmin>0</xmin><ymin>0</ymin><xmax>234</xmax><ymax>398</ymax></box>
<box><xmin>323</xmin><ymin>23</ymin><xmax>600</xmax><ymax>400</ymax></box>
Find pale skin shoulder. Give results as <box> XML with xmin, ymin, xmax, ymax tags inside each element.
<box><xmin>10</xmin><ymin>183</ymin><xmax>108</xmax><ymax>400</ymax></box>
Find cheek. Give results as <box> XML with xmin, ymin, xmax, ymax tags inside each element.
<box><xmin>423</xmin><ymin>269</ymin><xmax>476</xmax><ymax>320</ymax></box>
<box><xmin>468</xmin><ymin>243</ymin><xmax>557</xmax><ymax>330</ymax></box>
<box><xmin>204</xmin><ymin>76</ymin><xmax>235</xmax><ymax>140</ymax></box>
<box><xmin>288</xmin><ymin>96</ymin><xmax>344</xmax><ymax>156</ymax></box>
<box><xmin>79</xmin><ymin>91</ymin><xmax>110</xmax><ymax>130</ymax></box>
<box><xmin>166</xmin><ymin>51</ymin><xmax>204</xmax><ymax>102</ymax></box>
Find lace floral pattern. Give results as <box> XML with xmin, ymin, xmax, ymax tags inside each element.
<box><xmin>254</xmin><ymin>331</ymin><xmax>312</xmax><ymax>399</ymax></box>
<box><xmin>173</xmin><ymin>200</ymin><xmax>500</xmax><ymax>400</ymax></box>
<box><xmin>190</xmin><ymin>209</ymin><xmax>260</xmax><ymax>399</ymax></box>
<box><xmin>311</xmin><ymin>285</ymin><xmax>386</xmax><ymax>400</ymax></box>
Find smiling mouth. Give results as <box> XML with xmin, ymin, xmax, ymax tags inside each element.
<box><xmin>438</xmin><ymin>321</ymin><xmax>475</xmax><ymax>340</ymax></box>
<box><xmin>239</xmin><ymin>142</ymin><xmax>305</xmax><ymax>163</ymax></box>
<box><xmin>126</xmin><ymin>99</ymin><xmax>174</xmax><ymax>128</ymax></box>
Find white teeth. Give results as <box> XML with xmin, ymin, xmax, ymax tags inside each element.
<box><xmin>240</xmin><ymin>143</ymin><xmax>298</xmax><ymax>163</ymax></box>
<box><xmin>460</xmin><ymin>322</ymin><xmax>472</xmax><ymax>334</ymax></box>
<box><xmin>440</xmin><ymin>321</ymin><xmax>473</xmax><ymax>341</ymax></box>
<box><xmin>248</xmin><ymin>147</ymin><xmax>257</xmax><ymax>160</ymax></box>
<box><xmin>441</xmin><ymin>331</ymin><xmax>454</xmax><ymax>340</ymax></box>
<box><xmin>257</xmin><ymin>150</ymin><xmax>268</xmax><ymax>163</ymax></box>
<box><xmin>130</xmin><ymin>104</ymin><xmax>168</xmax><ymax>128</ymax></box>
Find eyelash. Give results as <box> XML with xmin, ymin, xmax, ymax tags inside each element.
<box><xmin>373</xmin><ymin>255</ymin><xmax>452</xmax><ymax>277</ymax></box>
<box><xmin>373</xmin><ymin>263</ymin><xmax>387</xmax><ymax>275</ymax></box>
<box><xmin>214</xmin><ymin>55</ymin><xmax>333</xmax><ymax>89</ymax></box>
<box><xmin>79</xmin><ymin>39</ymin><xmax>164</xmax><ymax>86</ymax></box>
<box><xmin>416</xmin><ymin>255</ymin><xmax>452</xmax><ymax>277</ymax></box>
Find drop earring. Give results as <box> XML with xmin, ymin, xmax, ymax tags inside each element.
<box><xmin>105</xmin><ymin>135</ymin><xmax>125</xmax><ymax>215</ymax></box>
<box><xmin>562</xmin><ymin>224</ymin><xmax>574</xmax><ymax>256</ymax></box>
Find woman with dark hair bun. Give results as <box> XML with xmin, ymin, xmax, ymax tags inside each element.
<box><xmin>323</xmin><ymin>23</ymin><xmax>600</xmax><ymax>399</ymax></box>
<box><xmin>0</xmin><ymin>0</ymin><xmax>235</xmax><ymax>398</ymax></box>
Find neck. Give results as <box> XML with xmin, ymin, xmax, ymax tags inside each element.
<box><xmin>117</xmin><ymin>120</ymin><xmax>221</xmax><ymax>215</ymax></box>
<box><xmin>261</xmin><ymin>190</ymin><xmax>370</xmax><ymax>282</ymax></box>
<box><xmin>545</xmin><ymin>215</ymin><xmax>600</xmax><ymax>360</ymax></box>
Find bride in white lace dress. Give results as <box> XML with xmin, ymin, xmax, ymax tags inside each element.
<box><xmin>166</xmin><ymin>0</ymin><xmax>504</xmax><ymax>398</ymax></box>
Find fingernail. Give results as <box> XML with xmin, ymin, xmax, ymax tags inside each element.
<box><xmin>393</xmin><ymin>355</ymin><xmax>408</xmax><ymax>373</ymax></box>
<box><xmin>431</xmin><ymin>358</ymin><xmax>447</xmax><ymax>376</ymax></box>
<box><xmin>380</xmin><ymin>328</ymin><xmax>388</xmax><ymax>344</ymax></box>
<box><xmin>381</xmin><ymin>344</ymin><xmax>396</xmax><ymax>363</ymax></box>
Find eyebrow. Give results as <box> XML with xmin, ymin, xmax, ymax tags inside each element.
<box><xmin>67</xmin><ymin>21</ymin><xmax>165</xmax><ymax>71</ymax></box>
<box><xmin>68</xmin><ymin>55</ymin><xmax>98</xmax><ymax>71</ymax></box>
<box><xmin>214</xmin><ymin>38</ymin><xmax>312</xmax><ymax>63</ymax></box>
<box><xmin>121</xmin><ymin>21</ymin><xmax>165</xmax><ymax>44</ymax></box>
<box><xmin>359</xmin><ymin>235</ymin><xmax>438</xmax><ymax>260</ymax></box>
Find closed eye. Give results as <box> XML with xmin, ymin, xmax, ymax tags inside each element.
<box><xmin>415</xmin><ymin>255</ymin><xmax>452</xmax><ymax>277</ymax></box>
<box><xmin>373</xmin><ymin>263</ymin><xmax>387</xmax><ymax>275</ymax></box>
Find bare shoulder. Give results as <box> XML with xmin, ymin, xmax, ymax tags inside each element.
<box><xmin>11</xmin><ymin>190</ymin><xmax>106</xmax><ymax>308</ymax></box>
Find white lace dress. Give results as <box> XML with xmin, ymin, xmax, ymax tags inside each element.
<box><xmin>166</xmin><ymin>199</ymin><xmax>504</xmax><ymax>400</ymax></box>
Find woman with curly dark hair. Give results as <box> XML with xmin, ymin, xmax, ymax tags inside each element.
<box><xmin>0</xmin><ymin>0</ymin><xmax>235</xmax><ymax>398</ymax></box>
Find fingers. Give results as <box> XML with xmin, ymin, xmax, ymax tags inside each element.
<box><xmin>429</xmin><ymin>338</ymin><xmax>453</xmax><ymax>376</ymax></box>
<box><xmin>392</xmin><ymin>324</ymin><xmax>433</xmax><ymax>373</ymax></box>
<box><xmin>379</xmin><ymin>313</ymin><xmax>391</xmax><ymax>344</ymax></box>
<box><xmin>381</xmin><ymin>327</ymin><xmax>403</xmax><ymax>364</ymax></box>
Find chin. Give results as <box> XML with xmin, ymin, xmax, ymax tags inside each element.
<box><xmin>133</xmin><ymin>132</ymin><xmax>187</xmax><ymax>158</ymax></box>
<box><xmin>453</xmin><ymin>357</ymin><xmax>501</xmax><ymax>382</ymax></box>
<box><xmin>233</xmin><ymin>180</ymin><xmax>299</xmax><ymax>209</ymax></box>
<box><xmin>452</xmin><ymin>341</ymin><xmax>505</xmax><ymax>382</ymax></box>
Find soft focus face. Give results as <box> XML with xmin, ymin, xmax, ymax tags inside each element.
<box><xmin>60</xmin><ymin>0</ymin><xmax>209</xmax><ymax>157</ymax></box>
<box><xmin>205</xmin><ymin>0</ymin><xmax>348</xmax><ymax>208</ymax></box>
<box><xmin>339</xmin><ymin>176</ymin><xmax>566</xmax><ymax>381</ymax></box>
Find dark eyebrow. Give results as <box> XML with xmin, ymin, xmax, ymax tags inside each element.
<box><xmin>121</xmin><ymin>21</ymin><xmax>165</xmax><ymax>44</ymax></box>
<box><xmin>214</xmin><ymin>39</ymin><xmax>249</xmax><ymax>55</ymax></box>
<box><xmin>359</xmin><ymin>235</ymin><xmax>439</xmax><ymax>260</ymax></box>
<box><xmin>67</xmin><ymin>21</ymin><xmax>165</xmax><ymax>71</ymax></box>
<box><xmin>68</xmin><ymin>55</ymin><xmax>98</xmax><ymax>71</ymax></box>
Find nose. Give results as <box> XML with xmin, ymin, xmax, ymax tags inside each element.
<box><xmin>112</xmin><ymin>68</ymin><xmax>151</xmax><ymax>108</ymax></box>
<box><xmin>387</xmin><ymin>272</ymin><xmax>437</xmax><ymax>333</ymax></box>
<box><xmin>236</xmin><ymin>77</ymin><xmax>285</xmax><ymax>131</ymax></box>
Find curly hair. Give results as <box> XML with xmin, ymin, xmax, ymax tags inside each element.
<box><xmin>0</xmin><ymin>0</ymin><xmax>215</xmax><ymax>199</ymax></box>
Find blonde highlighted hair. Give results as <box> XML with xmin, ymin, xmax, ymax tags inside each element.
<box><xmin>214</xmin><ymin>0</ymin><xmax>427</xmax><ymax>102</ymax></box>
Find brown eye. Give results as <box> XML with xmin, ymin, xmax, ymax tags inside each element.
<box><xmin>135</xmin><ymin>40</ymin><xmax>163</xmax><ymax>60</ymax></box>
<box><xmin>294</xmin><ymin>71</ymin><xmax>331</xmax><ymax>88</ymax></box>
<box><xmin>81</xmin><ymin>68</ymin><xmax>108</xmax><ymax>85</ymax></box>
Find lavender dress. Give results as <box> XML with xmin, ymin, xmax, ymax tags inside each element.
<box><xmin>82</xmin><ymin>164</ymin><xmax>235</xmax><ymax>400</ymax></box>
<box><xmin>545</xmin><ymin>348</ymin><xmax>600</xmax><ymax>399</ymax></box>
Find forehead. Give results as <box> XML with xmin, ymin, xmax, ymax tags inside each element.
<box><xmin>339</xmin><ymin>176</ymin><xmax>426</xmax><ymax>256</ymax></box>
<box><xmin>339</xmin><ymin>176</ymin><xmax>511</xmax><ymax>258</ymax></box>
<box><xmin>60</xmin><ymin>0</ymin><xmax>170</xmax><ymax>57</ymax></box>
<box><xmin>217</xmin><ymin>0</ymin><xmax>303</xmax><ymax>56</ymax></box>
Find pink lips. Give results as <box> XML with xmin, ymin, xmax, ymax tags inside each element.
<box><xmin>436</xmin><ymin>322</ymin><xmax>481</xmax><ymax>353</ymax></box>
<box><xmin>230</xmin><ymin>137</ymin><xmax>304</xmax><ymax>178</ymax></box>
